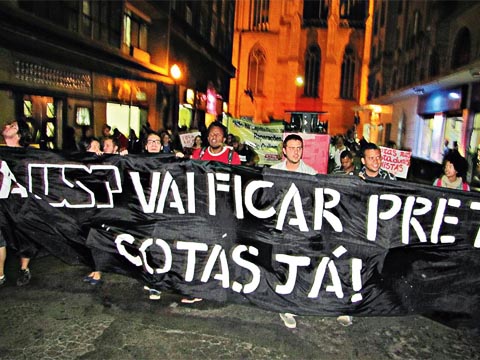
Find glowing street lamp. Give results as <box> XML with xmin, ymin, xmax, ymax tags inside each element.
<box><xmin>169</xmin><ymin>64</ymin><xmax>182</xmax><ymax>132</ymax></box>
<box><xmin>295</xmin><ymin>75</ymin><xmax>304</xmax><ymax>86</ymax></box>
<box><xmin>170</xmin><ymin>64</ymin><xmax>182</xmax><ymax>81</ymax></box>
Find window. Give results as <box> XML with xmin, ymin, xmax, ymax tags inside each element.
<box><xmin>339</xmin><ymin>0</ymin><xmax>367</xmax><ymax>27</ymax></box>
<box><xmin>76</xmin><ymin>107</ymin><xmax>91</xmax><ymax>126</ymax></box>
<box><xmin>247</xmin><ymin>46</ymin><xmax>266</xmax><ymax>95</ymax></box>
<box><xmin>200</xmin><ymin>2</ymin><xmax>211</xmax><ymax>39</ymax></box>
<box><xmin>340</xmin><ymin>46</ymin><xmax>356</xmax><ymax>99</ymax></box>
<box><xmin>19</xmin><ymin>1</ymin><xmax>122</xmax><ymax>48</ymax></box>
<box><xmin>46</xmin><ymin>103</ymin><xmax>55</xmax><ymax>118</ymax></box>
<box><xmin>23</xmin><ymin>100</ymin><xmax>32</xmax><ymax>118</ymax></box>
<box><xmin>304</xmin><ymin>45</ymin><xmax>321</xmax><ymax>97</ymax></box>
<box><xmin>252</xmin><ymin>0</ymin><xmax>269</xmax><ymax>30</ymax></box>
<box><xmin>106</xmin><ymin>103</ymin><xmax>142</xmax><ymax>137</ymax></box>
<box><xmin>124</xmin><ymin>10</ymin><xmax>148</xmax><ymax>51</ymax></box>
<box><xmin>451</xmin><ymin>27</ymin><xmax>471</xmax><ymax>69</ymax></box>
<box><xmin>303</xmin><ymin>0</ymin><xmax>329</xmax><ymax>26</ymax></box>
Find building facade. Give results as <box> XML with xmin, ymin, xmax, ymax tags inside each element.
<box><xmin>229</xmin><ymin>0</ymin><xmax>370</xmax><ymax>136</ymax></box>
<box><xmin>364</xmin><ymin>0</ymin><xmax>480</xmax><ymax>163</ymax></box>
<box><xmin>0</xmin><ymin>0</ymin><xmax>235</xmax><ymax>150</ymax></box>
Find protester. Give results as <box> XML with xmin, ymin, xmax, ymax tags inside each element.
<box><xmin>101</xmin><ymin>123</ymin><xmax>112</xmax><ymax>138</ymax></box>
<box><xmin>0</xmin><ymin>120</ymin><xmax>34</xmax><ymax>286</ymax></box>
<box><xmin>142</xmin><ymin>131</ymin><xmax>177</xmax><ymax>300</ymax></box>
<box><xmin>344</xmin><ymin>142</ymin><xmax>397</xmax><ymax>326</ymax></box>
<box><xmin>85</xmin><ymin>137</ymin><xmax>102</xmax><ymax>155</ymax></box>
<box><xmin>78</xmin><ymin>126</ymin><xmax>94</xmax><ymax>152</ymax></box>
<box><xmin>183</xmin><ymin>122</ymin><xmax>240</xmax><ymax>303</ymax></box>
<box><xmin>185</xmin><ymin>135</ymin><xmax>203</xmax><ymax>158</ymax></box>
<box><xmin>113</xmin><ymin>128</ymin><xmax>128</xmax><ymax>152</ymax></box>
<box><xmin>331</xmin><ymin>149</ymin><xmax>360</xmax><ymax>326</ymax></box>
<box><xmin>329</xmin><ymin>135</ymin><xmax>349</xmax><ymax>172</ymax></box>
<box><xmin>271</xmin><ymin>133</ymin><xmax>316</xmax><ymax>329</ymax></box>
<box><xmin>159</xmin><ymin>131</ymin><xmax>174</xmax><ymax>154</ymax></box>
<box><xmin>443</xmin><ymin>139</ymin><xmax>450</xmax><ymax>160</ymax></box>
<box><xmin>433</xmin><ymin>151</ymin><xmax>470</xmax><ymax>191</ymax></box>
<box><xmin>226</xmin><ymin>133</ymin><xmax>235</xmax><ymax>147</ymax></box>
<box><xmin>128</xmin><ymin>128</ymin><xmax>141</xmax><ymax>154</ymax></box>
<box><xmin>232</xmin><ymin>136</ymin><xmax>256</xmax><ymax>166</ymax></box>
<box><xmin>359</xmin><ymin>142</ymin><xmax>396</xmax><ymax>180</ymax></box>
<box><xmin>271</xmin><ymin>133</ymin><xmax>316</xmax><ymax>175</ymax></box>
<box><xmin>191</xmin><ymin>121</ymin><xmax>241</xmax><ymax>165</ymax></box>
<box><xmin>344</xmin><ymin>129</ymin><xmax>360</xmax><ymax>156</ymax></box>
<box><xmin>103</xmin><ymin>136</ymin><xmax>128</xmax><ymax>155</ymax></box>
<box><xmin>333</xmin><ymin>150</ymin><xmax>358</xmax><ymax>175</ymax></box>
<box><xmin>80</xmin><ymin>139</ymin><xmax>106</xmax><ymax>286</ymax></box>
<box><xmin>102</xmin><ymin>136</ymin><xmax>119</xmax><ymax>154</ymax></box>
<box><xmin>144</xmin><ymin>133</ymin><xmax>162</xmax><ymax>153</ymax></box>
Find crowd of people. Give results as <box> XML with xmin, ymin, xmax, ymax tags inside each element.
<box><xmin>0</xmin><ymin>118</ymin><xmax>473</xmax><ymax>331</ymax></box>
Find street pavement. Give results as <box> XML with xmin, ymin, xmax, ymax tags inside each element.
<box><xmin>0</xmin><ymin>255</ymin><xmax>478</xmax><ymax>360</ymax></box>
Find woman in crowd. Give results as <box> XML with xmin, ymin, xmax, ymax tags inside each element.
<box><xmin>433</xmin><ymin>151</ymin><xmax>470</xmax><ymax>191</ymax></box>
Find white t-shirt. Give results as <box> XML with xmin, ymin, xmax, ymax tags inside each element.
<box><xmin>270</xmin><ymin>160</ymin><xmax>317</xmax><ymax>175</ymax></box>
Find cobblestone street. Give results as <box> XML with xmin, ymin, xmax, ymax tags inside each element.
<box><xmin>0</xmin><ymin>255</ymin><xmax>478</xmax><ymax>360</ymax></box>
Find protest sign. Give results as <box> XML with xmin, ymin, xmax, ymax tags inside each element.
<box><xmin>380</xmin><ymin>146</ymin><xmax>412</xmax><ymax>179</ymax></box>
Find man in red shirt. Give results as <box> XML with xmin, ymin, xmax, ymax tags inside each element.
<box><xmin>182</xmin><ymin>121</ymin><xmax>240</xmax><ymax>304</ymax></box>
<box><xmin>191</xmin><ymin>121</ymin><xmax>241</xmax><ymax>165</ymax></box>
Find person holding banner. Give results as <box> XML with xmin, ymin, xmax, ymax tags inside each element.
<box><xmin>271</xmin><ymin>133</ymin><xmax>316</xmax><ymax>328</ymax></box>
<box><xmin>359</xmin><ymin>143</ymin><xmax>396</xmax><ymax>180</ymax></box>
<box><xmin>433</xmin><ymin>151</ymin><xmax>470</xmax><ymax>191</ymax></box>
<box><xmin>270</xmin><ymin>134</ymin><xmax>316</xmax><ymax>175</ymax></box>
<box><xmin>191</xmin><ymin>121</ymin><xmax>241</xmax><ymax>165</ymax></box>
<box><xmin>144</xmin><ymin>133</ymin><xmax>162</xmax><ymax>153</ymax></box>
<box><xmin>182</xmin><ymin>122</ymin><xmax>240</xmax><ymax>304</ymax></box>
<box><xmin>0</xmin><ymin>119</ymin><xmax>34</xmax><ymax>287</ymax></box>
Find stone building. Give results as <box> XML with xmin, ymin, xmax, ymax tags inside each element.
<box><xmin>229</xmin><ymin>0</ymin><xmax>370</xmax><ymax>136</ymax></box>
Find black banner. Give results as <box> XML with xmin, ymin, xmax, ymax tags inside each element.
<box><xmin>1</xmin><ymin>147</ymin><xmax>480</xmax><ymax>324</ymax></box>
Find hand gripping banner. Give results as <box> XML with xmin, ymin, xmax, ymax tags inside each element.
<box><xmin>1</xmin><ymin>147</ymin><xmax>479</xmax><ymax>327</ymax></box>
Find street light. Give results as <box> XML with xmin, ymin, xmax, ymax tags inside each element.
<box><xmin>295</xmin><ymin>75</ymin><xmax>304</xmax><ymax>86</ymax></box>
<box><xmin>170</xmin><ymin>64</ymin><xmax>182</xmax><ymax>81</ymax></box>
<box><xmin>170</xmin><ymin>64</ymin><xmax>182</xmax><ymax>132</ymax></box>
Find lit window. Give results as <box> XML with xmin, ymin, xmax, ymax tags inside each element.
<box><xmin>23</xmin><ymin>100</ymin><xmax>32</xmax><ymax>118</ymax></box>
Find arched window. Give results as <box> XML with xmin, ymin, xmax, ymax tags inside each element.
<box><xmin>340</xmin><ymin>46</ymin><xmax>356</xmax><ymax>99</ymax></box>
<box><xmin>247</xmin><ymin>45</ymin><xmax>266</xmax><ymax>95</ymax></box>
<box><xmin>451</xmin><ymin>27</ymin><xmax>471</xmax><ymax>69</ymax></box>
<box><xmin>304</xmin><ymin>45</ymin><xmax>320</xmax><ymax>97</ymax></box>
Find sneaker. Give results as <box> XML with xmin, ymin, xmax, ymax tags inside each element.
<box><xmin>180</xmin><ymin>297</ymin><xmax>203</xmax><ymax>304</ymax></box>
<box><xmin>17</xmin><ymin>269</ymin><xmax>31</xmax><ymax>287</ymax></box>
<box><xmin>0</xmin><ymin>275</ymin><xmax>5</xmax><ymax>287</ymax></box>
<box><xmin>149</xmin><ymin>289</ymin><xmax>161</xmax><ymax>300</ymax></box>
<box><xmin>336</xmin><ymin>315</ymin><xmax>353</xmax><ymax>327</ymax></box>
<box><xmin>279</xmin><ymin>313</ymin><xmax>297</xmax><ymax>329</ymax></box>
